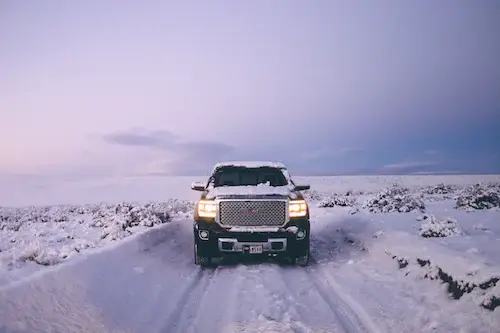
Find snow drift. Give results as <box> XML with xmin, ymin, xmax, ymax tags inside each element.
<box><xmin>377</xmin><ymin>231</ymin><xmax>500</xmax><ymax>312</ymax></box>
<box><xmin>387</xmin><ymin>252</ymin><xmax>499</xmax><ymax>311</ymax></box>
<box><xmin>0</xmin><ymin>199</ymin><xmax>193</xmax><ymax>270</ymax></box>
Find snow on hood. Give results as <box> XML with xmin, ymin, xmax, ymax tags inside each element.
<box><xmin>205</xmin><ymin>182</ymin><xmax>294</xmax><ymax>199</ymax></box>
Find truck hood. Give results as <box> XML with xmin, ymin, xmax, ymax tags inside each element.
<box><xmin>204</xmin><ymin>184</ymin><xmax>297</xmax><ymax>200</ymax></box>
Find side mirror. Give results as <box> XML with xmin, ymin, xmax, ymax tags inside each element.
<box><xmin>293</xmin><ymin>184</ymin><xmax>310</xmax><ymax>191</ymax></box>
<box><xmin>191</xmin><ymin>182</ymin><xmax>206</xmax><ymax>191</ymax></box>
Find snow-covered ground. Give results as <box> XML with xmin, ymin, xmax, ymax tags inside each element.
<box><xmin>0</xmin><ymin>200</ymin><xmax>194</xmax><ymax>287</ymax></box>
<box><xmin>0</xmin><ymin>175</ymin><xmax>499</xmax><ymax>333</ymax></box>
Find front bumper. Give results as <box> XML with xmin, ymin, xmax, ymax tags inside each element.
<box><xmin>194</xmin><ymin>218</ymin><xmax>309</xmax><ymax>257</ymax></box>
<box><xmin>217</xmin><ymin>237</ymin><xmax>288</xmax><ymax>253</ymax></box>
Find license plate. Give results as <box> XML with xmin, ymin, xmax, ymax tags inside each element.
<box><xmin>249</xmin><ymin>245</ymin><xmax>263</xmax><ymax>254</ymax></box>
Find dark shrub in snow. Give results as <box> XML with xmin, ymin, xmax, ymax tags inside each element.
<box><xmin>110</xmin><ymin>202</ymin><xmax>171</xmax><ymax>228</ymax></box>
<box><xmin>363</xmin><ymin>185</ymin><xmax>425</xmax><ymax>213</ymax></box>
<box><xmin>303</xmin><ymin>189</ymin><xmax>362</xmax><ymax>203</ymax></box>
<box><xmin>97</xmin><ymin>201</ymin><xmax>194</xmax><ymax>240</ymax></box>
<box><xmin>343</xmin><ymin>189</ymin><xmax>364</xmax><ymax>196</ymax></box>
<box><xmin>455</xmin><ymin>183</ymin><xmax>500</xmax><ymax>210</ymax></box>
<box><xmin>318</xmin><ymin>195</ymin><xmax>355</xmax><ymax>208</ymax></box>
<box><xmin>0</xmin><ymin>212</ymin><xmax>22</xmax><ymax>231</ymax></box>
<box><xmin>419</xmin><ymin>183</ymin><xmax>459</xmax><ymax>202</ymax></box>
<box><xmin>418</xmin><ymin>214</ymin><xmax>462</xmax><ymax>238</ymax></box>
<box><xmin>423</xmin><ymin>183</ymin><xmax>458</xmax><ymax>195</ymax></box>
<box><xmin>19</xmin><ymin>244</ymin><xmax>63</xmax><ymax>266</ymax></box>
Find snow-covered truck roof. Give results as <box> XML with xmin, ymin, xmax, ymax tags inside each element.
<box><xmin>212</xmin><ymin>161</ymin><xmax>286</xmax><ymax>171</ymax></box>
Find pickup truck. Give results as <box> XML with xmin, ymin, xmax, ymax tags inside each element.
<box><xmin>191</xmin><ymin>161</ymin><xmax>311</xmax><ymax>267</ymax></box>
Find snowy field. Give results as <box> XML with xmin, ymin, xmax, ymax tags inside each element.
<box><xmin>1</xmin><ymin>175</ymin><xmax>500</xmax><ymax>333</ymax></box>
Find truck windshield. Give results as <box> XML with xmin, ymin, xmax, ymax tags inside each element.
<box><xmin>211</xmin><ymin>166</ymin><xmax>289</xmax><ymax>187</ymax></box>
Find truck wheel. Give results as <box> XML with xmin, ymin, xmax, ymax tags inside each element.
<box><xmin>194</xmin><ymin>243</ymin><xmax>212</xmax><ymax>267</ymax></box>
<box><xmin>294</xmin><ymin>251</ymin><xmax>309</xmax><ymax>267</ymax></box>
<box><xmin>293</xmin><ymin>239</ymin><xmax>310</xmax><ymax>267</ymax></box>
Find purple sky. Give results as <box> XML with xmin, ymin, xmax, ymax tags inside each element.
<box><xmin>1</xmin><ymin>0</ymin><xmax>499</xmax><ymax>178</ymax></box>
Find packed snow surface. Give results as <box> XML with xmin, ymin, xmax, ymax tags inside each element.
<box><xmin>1</xmin><ymin>175</ymin><xmax>500</xmax><ymax>333</ymax></box>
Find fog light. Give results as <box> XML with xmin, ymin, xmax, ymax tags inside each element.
<box><xmin>297</xmin><ymin>230</ymin><xmax>306</xmax><ymax>239</ymax></box>
<box><xmin>199</xmin><ymin>230</ymin><xmax>209</xmax><ymax>240</ymax></box>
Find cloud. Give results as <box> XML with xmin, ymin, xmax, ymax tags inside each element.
<box><xmin>102</xmin><ymin>128</ymin><xmax>235</xmax><ymax>175</ymax></box>
<box><xmin>102</xmin><ymin>129</ymin><xmax>177</xmax><ymax>150</ymax></box>
<box><xmin>379</xmin><ymin>161</ymin><xmax>440</xmax><ymax>175</ymax></box>
<box><xmin>409</xmin><ymin>170</ymin><xmax>461</xmax><ymax>175</ymax></box>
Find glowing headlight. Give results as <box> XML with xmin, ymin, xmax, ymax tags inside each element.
<box><xmin>197</xmin><ymin>200</ymin><xmax>217</xmax><ymax>218</ymax></box>
<box><xmin>289</xmin><ymin>200</ymin><xmax>308</xmax><ymax>217</ymax></box>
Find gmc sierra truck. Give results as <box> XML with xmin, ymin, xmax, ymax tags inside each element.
<box><xmin>191</xmin><ymin>161</ymin><xmax>311</xmax><ymax>267</ymax></box>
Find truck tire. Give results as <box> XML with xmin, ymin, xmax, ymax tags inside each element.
<box><xmin>194</xmin><ymin>243</ymin><xmax>212</xmax><ymax>267</ymax></box>
<box><xmin>293</xmin><ymin>238</ymin><xmax>310</xmax><ymax>267</ymax></box>
<box><xmin>294</xmin><ymin>251</ymin><xmax>309</xmax><ymax>267</ymax></box>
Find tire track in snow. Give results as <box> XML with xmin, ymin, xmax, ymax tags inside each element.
<box><xmin>157</xmin><ymin>267</ymin><xmax>217</xmax><ymax>333</ymax></box>
<box><xmin>277</xmin><ymin>262</ymin><xmax>374</xmax><ymax>333</ymax></box>
<box><xmin>139</xmin><ymin>218</ymin><xmax>216</xmax><ymax>332</ymax></box>
<box><xmin>306</xmin><ymin>258</ymin><xmax>382</xmax><ymax>333</ymax></box>
<box><xmin>186</xmin><ymin>264</ymin><xmax>250</xmax><ymax>332</ymax></box>
<box><xmin>134</xmin><ymin>218</ymin><xmax>225</xmax><ymax>333</ymax></box>
<box><xmin>216</xmin><ymin>263</ymin><xmax>312</xmax><ymax>333</ymax></box>
<box><xmin>180</xmin><ymin>267</ymin><xmax>221</xmax><ymax>332</ymax></box>
<box><xmin>276</xmin><ymin>265</ymin><xmax>337</xmax><ymax>333</ymax></box>
<box><xmin>252</xmin><ymin>264</ymin><xmax>301</xmax><ymax>325</ymax></box>
<box><xmin>222</xmin><ymin>265</ymin><xmax>248</xmax><ymax>325</ymax></box>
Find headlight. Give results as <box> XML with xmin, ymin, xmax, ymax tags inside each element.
<box><xmin>198</xmin><ymin>200</ymin><xmax>217</xmax><ymax>218</ymax></box>
<box><xmin>289</xmin><ymin>200</ymin><xmax>308</xmax><ymax>217</ymax></box>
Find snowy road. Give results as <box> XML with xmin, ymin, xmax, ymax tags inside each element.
<box><xmin>0</xmin><ymin>217</ymin><xmax>383</xmax><ymax>333</ymax></box>
<box><xmin>1</xmin><ymin>197</ymin><xmax>499</xmax><ymax>333</ymax></box>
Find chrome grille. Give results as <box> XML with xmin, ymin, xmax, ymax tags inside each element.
<box><xmin>219</xmin><ymin>200</ymin><xmax>287</xmax><ymax>227</ymax></box>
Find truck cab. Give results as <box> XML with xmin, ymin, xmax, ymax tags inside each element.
<box><xmin>191</xmin><ymin>161</ymin><xmax>311</xmax><ymax>267</ymax></box>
